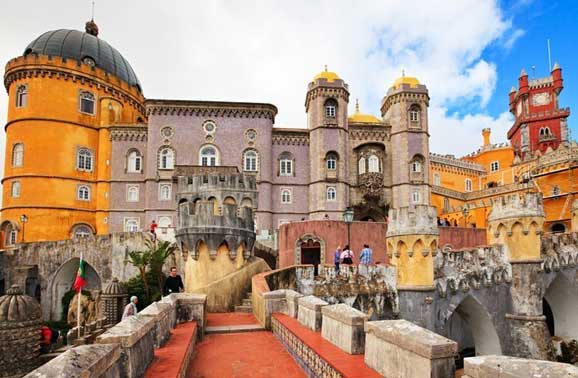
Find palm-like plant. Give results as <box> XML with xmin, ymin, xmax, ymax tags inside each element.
<box><xmin>127</xmin><ymin>249</ymin><xmax>152</xmax><ymax>300</ymax></box>
<box><xmin>149</xmin><ymin>240</ymin><xmax>177</xmax><ymax>295</ymax></box>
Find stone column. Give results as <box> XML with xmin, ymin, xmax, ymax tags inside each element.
<box><xmin>386</xmin><ymin>205</ymin><xmax>438</xmax><ymax>329</ymax></box>
<box><xmin>487</xmin><ymin>193</ymin><xmax>551</xmax><ymax>359</ymax></box>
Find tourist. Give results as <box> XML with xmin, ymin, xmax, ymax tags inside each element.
<box><xmin>359</xmin><ymin>244</ymin><xmax>373</xmax><ymax>276</ymax></box>
<box><xmin>40</xmin><ymin>325</ymin><xmax>52</xmax><ymax>353</ymax></box>
<box><xmin>163</xmin><ymin>266</ymin><xmax>184</xmax><ymax>295</ymax></box>
<box><xmin>334</xmin><ymin>245</ymin><xmax>342</xmax><ymax>273</ymax></box>
<box><xmin>122</xmin><ymin>296</ymin><xmax>139</xmax><ymax>320</ymax></box>
<box><xmin>437</xmin><ymin>217</ymin><xmax>442</xmax><ymax>226</ymax></box>
<box><xmin>453</xmin><ymin>219</ymin><xmax>458</xmax><ymax>227</ymax></box>
<box><xmin>149</xmin><ymin>220</ymin><xmax>158</xmax><ymax>241</ymax></box>
<box><xmin>340</xmin><ymin>245</ymin><xmax>354</xmax><ymax>265</ymax></box>
<box><xmin>443</xmin><ymin>218</ymin><xmax>450</xmax><ymax>227</ymax></box>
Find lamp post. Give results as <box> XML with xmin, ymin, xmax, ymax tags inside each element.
<box><xmin>343</xmin><ymin>207</ymin><xmax>354</xmax><ymax>248</ymax></box>
<box><xmin>19</xmin><ymin>214</ymin><xmax>28</xmax><ymax>242</ymax></box>
<box><xmin>461</xmin><ymin>207</ymin><xmax>469</xmax><ymax>228</ymax></box>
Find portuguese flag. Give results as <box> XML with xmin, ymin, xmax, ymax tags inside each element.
<box><xmin>73</xmin><ymin>257</ymin><xmax>87</xmax><ymax>293</ymax></box>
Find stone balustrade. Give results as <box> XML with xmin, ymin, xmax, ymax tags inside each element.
<box><xmin>321</xmin><ymin>303</ymin><xmax>368</xmax><ymax>354</ymax></box>
<box><xmin>462</xmin><ymin>355</ymin><xmax>578</xmax><ymax>377</ymax></box>
<box><xmin>285</xmin><ymin>289</ymin><xmax>303</xmax><ymax>318</ymax></box>
<box><xmin>140</xmin><ymin>301</ymin><xmax>173</xmax><ymax>347</ymax></box>
<box><xmin>364</xmin><ymin>319</ymin><xmax>457</xmax><ymax>378</ymax></box>
<box><xmin>297</xmin><ymin>295</ymin><xmax>328</xmax><ymax>331</ymax></box>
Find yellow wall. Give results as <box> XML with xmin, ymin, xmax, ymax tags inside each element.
<box><xmin>1</xmin><ymin>54</ymin><xmax>145</xmax><ymax>244</ymax></box>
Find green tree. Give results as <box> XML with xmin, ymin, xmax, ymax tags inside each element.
<box><xmin>126</xmin><ymin>249</ymin><xmax>152</xmax><ymax>301</ymax></box>
<box><xmin>149</xmin><ymin>240</ymin><xmax>177</xmax><ymax>295</ymax></box>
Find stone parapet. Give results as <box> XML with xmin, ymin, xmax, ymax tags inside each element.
<box><xmin>139</xmin><ymin>302</ymin><xmax>173</xmax><ymax>348</ymax></box>
<box><xmin>23</xmin><ymin>344</ymin><xmax>121</xmax><ymax>378</ymax></box>
<box><xmin>488</xmin><ymin>193</ymin><xmax>544</xmax><ymax>222</ymax></box>
<box><xmin>387</xmin><ymin>205</ymin><xmax>439</xmax><ymax>237</ymax></box>
<box><xmin>462</xmin><ymin>355</ymin><xmax>578</xmax><ymax>377</ymax></box>
<box><xmin>285</xmin><ymin>289</ymin><xmax>304</xmax><ymax>318</ymax></box>
<box><xmin>161</xmin><ymin>293</ymin><xmax>206</xmax><ymax>335</ymax></box>
<box><xmin>321</xmin><ymin>304</ymin><xmax>368</xmax><ymax>354</ymax></box>
<box><xmin>364</xmin><ymin>319</ymin><xmax>457</xmax><ymax>378</ymax></box>
<box><xmin>297</xmin><ymin>295</ymin><xmax>329</xmax><ymax>331</ymax></box>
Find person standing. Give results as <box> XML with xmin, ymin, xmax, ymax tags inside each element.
<box><xmin>122</xmin><ymin>296</ymin><xmax>139</xmax><ymax>320</ymax></box>
<box><xmin>340</xmin><ymin>245</ymin><xmax>354</xmax><ymax>265</ymax></box>
<box><xmin>163</xmin><ymin>266</ymin><xmax>184</xmax><ymax>296</ymax></box>
<box><xmin>359</xmin><ymin>244</ymin><xmax>373</xmax><ymax>276</ymax></box>
<box><xmin>334</xmin><ymin>246</ymin><xmax>342</xmax><ymax>273</ymax></box>
<box><xmin>149</xmin><ymin>220</ymin><xmax>158</xmax><ymax>241</ymax></box>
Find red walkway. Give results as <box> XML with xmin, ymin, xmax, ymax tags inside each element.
<box><xmin>145</xmin><ymin>322</ymin><xmax>197</xmax><ymax>378</ymax></box>
<box><xmin>189</xmin><ymin>313</ymin><xmax>306</xmax><ymax>378</ymax></box>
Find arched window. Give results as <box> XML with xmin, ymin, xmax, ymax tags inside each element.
<box><xmin>77</xmin><ymin>185</ymin><xmax>90</xmax><ymax>201</ymax></box>
<box><xmin>200</xmin><ymin>145</ymin><xmax>218</xmax><ymax>166</ymax></box>
<box><xmin>127</xmin><ymin>150</ymin><xmax>142</xmax><ymax>173</ymax></box>
<box><xmin>411</xmin><ymin>160</ymin><xmax>422</xmax><ymax>173</ymax></box>
<box><xmin>12</xmin><ymin>143</ymin><xmax>23</xmax><ymax>167</ymax></box>
<box><xmin>16</xmin><ymin>85</ymin><xmax>28</xmax><ymax>108</ymax></box>
<box><xmin>72</xmin><ymin>224</ymin><xmax>92</xmax><ymax>239</ymax></box>
<box><xmin>408</xmin><ymin>104</ymin><xmax>421</xmax><ymax>126</ymax></box>
<box><xmin>326</xmin><ymin>187</ymin><xmax>337</xmax><ymax>201</ymax></box>
<box><xmin>3</xmin><ymin>223</ymin><xmax>17</xmax><ymax>246</ymax></box>
<box><xmin>279</xmin><ymin>152</ymin><xmax>294</xmax><ymax>176</ymax></box>
<box><xmin>433</xmin><ymin>173</ymin><xmax>441</xmax><ymax>186</ymax></box>
<box><xmin>443</xmin><ymin>197</ymin><xmax>450</xmax><ymax>212</ymax></box>
<box><xmin>11</xmin><ymin>181</ymin><xmax>20</xmax><ymax>198</ymax></box>
<box><xmin>124</xmin><ymin>218</ymin><xmax>139</xmax><ymax>232</ymax></box>
<box><xmin>358</xmin><ymin>157</ymin><xmax>366</xmax><ymax>174</ymax></box>
<box><xmin>326</xmin><ymin>152</ymin><xmax>337</xmax><ymax>171</ymax></box>
<box><xmin>465</xmin><ymin>178</ymin><xmax>472</xmax><ymax>192</ymax></box>
<box><xmin>368</xmin><ymin>155</ymin><xmax>380</xmax><ymax>173</ymax></box>
<box><xmin>324</xmin><ymin>98</ymin><xmax>337</xmax><ymax>118</ymax></box>
<box><xmin>79</xmin><ymin>91</ymin><xmax>96</xmax><ymax>115</ymax></box>
<box><xmin>127</xmin><ymin>185</ymin><xmax>139</xmax><ymax>202</ymax></box>
<box><xmin>159</xmin><ymin>184</ymin><xmax>171</xmax><ymax>201</ymax></box>
<box><xmin>281</xmin><ymin>189</ymin><xmax>292</xmax><ymax>204</ymax></box>
<box><xmin>243</xmin><ymin>149</ymin><xmax>258</xmax><ymax>172</ymax></box>
<box><xmin>159</xmin><ymin>147</ymin><xmax>175</xmax><ymax>169</ymax></box>
<box><xmin>77</xmin><ymin>148</ymin><xmax>93</xmax><ymax>171</ymax></box>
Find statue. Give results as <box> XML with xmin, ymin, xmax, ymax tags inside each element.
<box><xmin>67</xmin><ymin>290</ymin><xmax>102</xmax><ymax>326</ymax></box>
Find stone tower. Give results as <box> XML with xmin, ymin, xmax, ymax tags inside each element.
<box><xmin>305</xmin><ymin>69</ymin><xmax>350</xmax><ymax>219</ymax></box>
<box><xmin>381</xmin><ymin>75</ymin><xmax>431</xmax><ymax>209</ymax></box>
<box><xmin>487</xmin><ymin>193</ymin><xmax>551</xmax><ymax>359</ymax></box>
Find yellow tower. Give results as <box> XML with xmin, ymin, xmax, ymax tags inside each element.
<box><xmin>1</xmin><ymin>21</ymin><xmax>146</xmax><ymax>245</ymax></box>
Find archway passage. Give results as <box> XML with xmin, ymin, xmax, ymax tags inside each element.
<box><xmin>550</xmin><ymin>223</ymin><xmax>566</xmax><ymax>233</ymax></box>
<box><xmin>50</xmin><ymin>258</ymin><xmax>101</xmax><ymax>320</ymax></box>
<box><xmin>447</xmin><ymin>296</ymin><xmax>502</xmax><ymax>369</ymax></box>
<box><xmin>300</xmin><ymin>239</ymin><xmax>321</xmax><ymax>276</ymax></box>
<box><xmin>544</xmin><ymin>274</ymin><xmax>578</xmax><ymax>340</ymax></box>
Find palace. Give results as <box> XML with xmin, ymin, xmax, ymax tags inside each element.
<box><xmin>0</xmin><ymin>20</ymin><xmax>573</xmax><ymax>246</ymax></box>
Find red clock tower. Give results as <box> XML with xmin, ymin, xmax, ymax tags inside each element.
<box><xmin>507</xmin><ymin>63</ymin><xmax>570</xmax><ymax>157</ymax></box>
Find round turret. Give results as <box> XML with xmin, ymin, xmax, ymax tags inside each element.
<box><xmin>0</xmin><ymin>285</ymin><xmax>42</xmax><ymax>378</ymax></box>
<box><xmin>101</xmin><ymin>278</ymin><xmax>128</xmax><ymax>326</ymax></box>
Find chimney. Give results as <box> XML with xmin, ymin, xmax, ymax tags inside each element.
<box><xmin>482</xmin><ymin>128</ymin><xmax>491</xmax><ymax>146</ymax></box>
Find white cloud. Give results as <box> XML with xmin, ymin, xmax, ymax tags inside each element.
<box><xmin>503</xmin><ymin>28</ymin><xmax>526</xmax><ymax>49</ymax></box>
<box><xmin>0</xmin><ymin>0</ymin><xmax>518</xmax><ymax>170</ymax></box>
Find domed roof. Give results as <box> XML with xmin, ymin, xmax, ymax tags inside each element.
<box><xmin>313</xmin><ymin>67</ymin><xmax>340</xmax><ymax>83</ymax></box>
<box><xmin>103</xmin><ymin>278</ymin><xmax>127</xmax><ymax>296</ymax></box>
<box><xmin>348</xmin><ymin>99</ymin><xmax>382</xmax><ymax>124</ymax></box>
<box><xmin>0</xmin><ymin>285</ymin><xmax>42</xmax><ymax>324</ymax></box>
<box><xmin>392</xmin><ymin>75</ymin><xmax>420</xmax><ymax>89</ymax></box>
<box><xmin>23</xmin><ymin>23</ymin><xmax>142</xmax><ymax>92</ymax></box>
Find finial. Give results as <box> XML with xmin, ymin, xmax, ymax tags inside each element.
<box><xmin>324</xmin><ymin>65</ymin><xmax>328</xmax><ymax>72</ymax></box>
<box><xmin>355</xmin><ymin>99</ymin><xmax>360</xmax><ymax>113</ymax></box>
<box><xmin>402</xmin><ymin>68</ymin><xmax>405</xmax><ymax>77</ymax></box>
<box><xmin>520</xmin><ymin>68</ymin><xmax>527</xmax><ymax>77</ymax></box>
<box><xmin>510</xmin><ymin>86</ymin><xmax>516</xmax><ymax>93</ymax></box>
<box><xmin>552</xmin><ymin>62</ymin><xmax>560</xmax><ymax>70</ymax></box>
<box><xmin>91</xmin><ymin>0</ymin><xmax>95</xmax><ymax>21</ymax></box>
<box><xmin>85</xmin><ymin>1</ymin><xmax>99</xmax><ymax>37</ymax></box>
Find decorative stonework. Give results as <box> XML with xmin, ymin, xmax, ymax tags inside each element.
<box><xmin>349</xmin><ymin>129</ymin><xmax>389</xmax><ymax>141</ymax></box>
<box><xmin>102</xmin><ymin>278</ymin><xmax>129</xmax><ymax>327</ymax></box>
<box><xmin>146</xmin><ymin>101</ymin><xmax>277</xmax><ymax>121</ymax></box>
<box><xmin>272</xmin><ymin>132</ymin><xmax>309</xmax><ymax>146</ymax></box>
<box><xmin>110</xmin><ymin>127</ymin><xmax>148</xmax><ymax>142</ymax></box>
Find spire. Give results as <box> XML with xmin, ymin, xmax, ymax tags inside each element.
<box><xmin>510</xmin><ymin>86</ymin><xmax>517</xmax><ymax>93</ymax></box>
<box><xmin>85</xmin><ymin>0</ymin><xmax>99</xmax><ymax>37</ymax></box>
<box><xmin>520</xmin><ymin>68</ymin><xmax>527</xmax><ymax>77</ymax></box>
<box><xmin>324</xmin><ymin>65</ymin><xmax>328</xmax><ymax>72</ymax></box>
<box><xmin>552</xmin><ymin>62</ymin><xmax>560</xmax><ymax>70</ymax></box>
<box><xmin>355</xmin><ymin>98</ymin><xmax>360</xmax><ymax>113</ymax></box>
<box><xmin>402</xmin><ymin>68</ymin><xmax>405</xmax><ymax>77</ymax></box>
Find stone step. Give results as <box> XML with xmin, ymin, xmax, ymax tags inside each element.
<box><xmin>234</xmin><ymin>305</ymin><xmax>253</xmax><ymax>313</ymax></box>
<box><xmin>205</xmin><ymin>324</ymin><xmax>265</xmax><ymax>334</ymax></box>
<box><xmin>242</xmin><ymin>298</ymin><xmax>252</xmax><ymax>306</ymax></box>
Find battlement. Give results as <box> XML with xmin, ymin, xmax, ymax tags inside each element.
<box><xmin>386</xmin><ymin>205</ymin><xmax>438</xmax><ymax>237</ymax></box>
<box><xmin>4</xmin><ymin>53</ymin><xmax>144</xmax><ymax>100</ymax></box>
<box><xmin>430</xmin><ymin>153</ymin><xmax>485</xmax><ymax>172</ymax></box>
<box><xmin>488</xmin><ymin>193</ymin><xmax>544</xmax><ymax>222</ymax></box>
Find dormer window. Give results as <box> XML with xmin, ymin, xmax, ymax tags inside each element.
<box><xmin>324</xmin><ymin>98</ymin><xmax>337</xmax><ymax>118</ymax></box>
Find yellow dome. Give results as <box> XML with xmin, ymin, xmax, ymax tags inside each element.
<box><xmin>392</xmin><ymin>75</ymin><xmax>420</xmax><ymax>89</ymax></box>
<box><xmin>348</xmin><ymin>99</ymin><xmax>382</xmax><ymax>124</ymax></box>
<box><xmin>313</xmin><ymin>67</ymin><xmax>340</xmax><ymax>83</ymax></box>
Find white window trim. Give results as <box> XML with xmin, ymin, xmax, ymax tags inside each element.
<box><xmin>243</xmin><ymin>149</ymin><xmax>259</xmax><ymax>172</ymax></box>
<box><xmin>490</xmin><ymin>161</ymin><xmax>500</xmax><ymax>172</ymax></box>
<box><xmin>16</xmin><ymin>85</ymin><xmax>28</xmax><ymax>108</ymax></box>
<box><xmin>8</xmin><ymin>230</ymin><xmax>18</xmax><ymax>246</ymax></box>
<box><xmin>159</xmin><ymin>147</ymin><xmax>175</xmax><ymax>170</ymax></box>
<box><xmin>127</xmin><ymin>150</ymin><xmax>143</xmax><ymax>173</ymax></box>
<box><xmin>78</xmin><ymin>91</ymin><xmax>96</xmax><ymax>115</ymax></box>
<box><xmin>281</xmin><ymin>188</ymin><xmax>292</xmax><ymax>204</ymax></box>
<box><xmin>73</xmin><ymin>225</ymin><xmax>93</xmax><ymax>238</ymax></box>
<box><xmin>159</xmin><ymin>183</ymin><xmax>172</xmax><ymax>201</ymax></box>
<box><xmin>358</xmin><ymin>157</ymin><xmax>366</xmax><ymax>175</ymax></box>
<box><xmin>124</xmin><ymin>217</ymin><xmax>140</xmax><ymax>232</ymax></box>
<box><xmin>77</xmin><ymin>185</ymin><xmax>91</xmax><ymax>201</ymax></box>
<box><xmin>433</xmin><ymin>173</ymin><xmax>441</xmax><ymax>186</ymax></box>
<box><xmin>126</xmin><ymin>185</ymin><xmax>140</xmax><ymax>202</ymax></box>
<box><xmin>409</xmin><ymin>110</ymin><xmax>419</xmax><ymax>122</ymax></box>
<box><xmin>465</xmin><ymin>179</ymin><xmax>473</xmax><ymax>192</ymax></box>
<box><xmin>368</xmin><ymin>155</ymin><xmax>380</xmax><ymax>173</ymax></box>
<box><xmin>76</xmin><ymin>148</ymin><xmax>94</xmax><ymax>172</ymax></box>
<box><xmin>280</xmin><ymin>159</ymin><xmax>293</xmax><ymax>176</ymax></box>
<box><xmin>12</xmin><ymin>143</ymin><xmax>24</xmax><ymax>167</ymax></box>
<box><xmin>412</xmin><ymin>191</ymin><xmax>421</xmax><ymax>204</ymax></box>
<box><xmin>199</xmin><ymin>145</ymin><xmax>219</xmax><ymax>166</ymax></box>
<box><xmin>11</xmin><ymin>181</ymin><xmax>20</xmax><ymax>198</ymax></box>
<box><xmin>326</xmin><ymin>187</ymin><xmax>337</xmax><ymax>201</ymax></box>
<box><xmin>326</xmin><ymin>156</ymin><xmax>337</xmax><ymax>171</ymax></box>
<box><xmin>325</xmin><ymin>105</ymin><xmax>336</xmax><ymax>118</ymax></box>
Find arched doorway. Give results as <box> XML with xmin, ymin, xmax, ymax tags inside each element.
<box><xmin>544</xmin><ymin>274</ymin><xmax>578</xmax><ymax>340</ymax></box>
<box><xmin>49</xmin><ymin>258</ymin><xmax>101</xmax><ymax>321</ymax></box>
<box><xmin>300</xmin><ymin>239</ymin><xmax>321</xmax><ymax>276</ymax></box>
<box><xmin>446</xmin><ymin>296</ymin><xmax>502</xmax><ymax>369</ymax></box>
<box><xmin>550</xmin><ymin>223</ymin><xmax>566</xmax><ymax>234</ymax></box>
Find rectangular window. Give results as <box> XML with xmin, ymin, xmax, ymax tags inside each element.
<box><xmin>11</xmin><ymin>182</ymin><xmax>20</xmax><ymax>198</ymax></box>
<box><xmin>124</xmin><ymin>218</ymin><xmax>140</xmax><ymax>232</ymax></box>
<box><xmin>9</xmin><ymin>230</ymin><xmax>17</xmax><ymax>245</ymax></box>
<box><xmin>16</xmin><ymin>86</ymin><xmax>28</xmax><ymax>108</ymax></box>
<box><xmin>127</xmin><ymin>185</ymin><xmax>139</xmax><ymax>202</ymax></box>
<box><xmin>280</xmin><ymin>160</ymin><xmax>293</xmax><ymax>176</ymax></box>
<box><xmin>159</xmin><ymin>184</ymin><xmax>171</xmax><ymax>201</ymax></box>
<box><xmin>490</xmin><ymin>161</ymin><xmax>500</xmax><ymax>172</ymax></box>
<box><xmin>326</xmin><ymin>187</ymin><xmax>337</xmax><ymax>201</ymax></box>
<box><xmin>465</xmin><ymin>179</ymin><xmax>472</xmax><ymax>192</ymax></box>
<box><xmin>412</xmin><ymin>191</ymin><xmax>421</xmax><ymax>204</ymax></box>
<box><xmin>79</xmin><ymin>92</ymin><xmax>95</xmax><ymax>115</ymax></box>
<box><xmin>410</xmin><ymin>111</ymin><xmax>419</xmax><ymax>122</ymax></box>
<box><xmin>325</xmin><ymin>105</ymin><xmax>336</xmax><ymax>118</ymax></box>
<box><xmin>281</xmin><ymin>189</ymin><xmax>292</xmax><ymax>204</ymax></box>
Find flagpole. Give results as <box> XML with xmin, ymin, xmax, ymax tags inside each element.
<box><xmin>77</xmin><ymin>252</ymin><xmax>82</xmax><ymax>340</ymax></box>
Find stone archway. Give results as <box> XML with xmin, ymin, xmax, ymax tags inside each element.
<box><xmin>49</xmin><ymin>258</ymin><xmax>101</xmax><ymax>321</ymax></box>
<box><xmin>544</xmin><ymin>273</ymin><xmax>578</xmax><ymax>340</ymax></box>
<box><xmin>446</xmin><ymin>295</ymin><xmax>502</xmax><ymax>367</ymax></box>
<box><xmin>295</xmin><ymin>234</ymin><xmax>326</xmax><ymax>271</ymax></box>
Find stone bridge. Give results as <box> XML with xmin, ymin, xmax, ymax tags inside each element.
<box><xmin>0</xmin><ymin>232</ymin><xmax>153</xmax><ymax>320</ymax></box>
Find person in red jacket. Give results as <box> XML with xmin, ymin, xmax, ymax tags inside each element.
<box><xmin>40</xmin><ymin>325</ymin><xmax>52</xmax><ymax>353</ymax></box>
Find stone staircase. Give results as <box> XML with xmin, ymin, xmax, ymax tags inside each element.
<box><xmin>234</xmin><ymin>292</ymin><xmax>253</xmax><ymax>313</ymax></box>
<box><xmin>204</xmin><ymin>310</ymin><xmax>264</xmax><ymax>335</ymax></box>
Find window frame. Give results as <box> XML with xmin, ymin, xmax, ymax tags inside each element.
<box><xmin>326</xmin><ymin>155</ymin><xmax>337</xmax><ymax>171</ymax></box>
<box><xmin>326</xmin><ymin>186</ymin><xmax>337</xmax><ymax>201</ymax></box>
<box><xmin>199</xmin><ymin>145</ymin><xmax>218</xmax><ymax>167</ymax></box>
<box><xmin>411</xmin><ymin>161</ymin><xmax>422</xmax><ymax>173</ymax></box>
<box><xmin>243</xmin><ymin>149</ymin><xmax>259</xmax><ymax>172</ymax></box>
<box><xmin>126</xmin><ymin>185</ymin><xmax>140</xmax><ymax>202</ymax></box>
<box><xmin>78</xmin><ymin>91</ymin><xmax>96</xmax><ymax>115</ymax></box>
<box><xmin>465</xmin><ymin>178</ymin><xmax>473</xmax><ymax>192</ymax></box>
<box><xmin>77</xmin><ymin>185</ymin><xmax>91</xmax><ymax>201</ymax></box>
<box><xmin>412</xmin><ymin>191</ymin><xmax>421</xmax><ymax>204</ymax></box>
<box><xmin>124</xmin><ymin>218</ymin><xmax>140</xmax><ymax>232</ymax></box>
<box><xmin>159</xmin><ymin>147</ymin><xmax>175</xmax><ymax>170</ymax></box>
<box><xmin>11</xmin><ymin>181</ymin><xmax>20</xmax><ymax>198</ymax></box>
<box><xmin>76</xmin><ymin>148</ymin><xmax>94</xmax><ymax>172</ymax></box>
<box><xmin>358</xmin><ymin>157</ymin><xmax>366</xmax><ymax>175</ymax></box>
<box><xmin>16</xmin><ymin>85</ymin><xmax>28</xmax><ymax>108</ymax></box>
<box><xmin>280</xmin><ymin>158</ymin><xmax>293</xmax><ymax>176</ymax></box>
<box><xmin>490</xmin><ymin>161</ymin><xmax>500</xmax><ymax>172</ymax></box>
<box><xmin>159</xmin><ymin>183</ymin><xmax>172</xmax><ymax>201</ymax></box>
<box><xmin>12</xmin><ymin>143</ymin><xmax>24</xmax><ymax>167</ymax></box>
<box><xmin>73</xmin><ymin>225</ymin><xmax>93</xmax><ymax>239</ymax></box>
<box><xmin>127</xmin><ymin>150</ymin><xmax>143</xmax><ymax>173</ymax></box>
<box><xmin>281</xmin><ymin>188</ymin><xmax>292</xmax><ymax>204</ymax></box>
<box><xmin>368</xmin><ymin>155</ymin><xmax>380</xmax><ymax>173</ymax></box>
<box><xmin>9</xmin><ymin>229</ymin><xmax>17</xmax><ymax>246</ymax></box>
<box><xmin>433</xmin><ymin>173</ymin><xmax>441</xmax><ymax>186</ymax></box>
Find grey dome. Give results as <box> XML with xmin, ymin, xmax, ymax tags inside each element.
<box><xmin>0</xmin><ymin>285</ymin><xmax>42</xmax><ymax>324</ymax></box>
<box><xmin>24</xmin><ymin>29</ymin><xmax>142</xmax><ymax>92</ymax></box>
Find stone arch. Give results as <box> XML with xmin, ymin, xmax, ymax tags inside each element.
<box><xmin>223</xmin><ymin>196</ymin><xmax>237</xmax><ymax>205</ymax></box>
<box><xmin>295</xmin><ymin>234</ymin><xmax>326</xmax><ymax>267</ymax></box>
<box><xmin>550</xmin><ymin>223</ymin><xmax>566</xmax><ymax>233</ymax></box>
<box><xmin>446</xmin><ymin>295</ymin><xmax>502</xmax><ymax>359</ymax></box>
<box><xmin>544</xmin><ymin>273</ymin><xmax>578</xmax><ymax>339</ymax></box>
<box><xmin>207</xmin><ymin>196</ymin><xmax>220</xmax><ymax>215</ymax></box>
<box><xmin>48</xmin><ymin>257</ymin><xmax>101</xmax><ymax>321</ymax></box>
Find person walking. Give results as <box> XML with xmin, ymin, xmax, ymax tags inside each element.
<box><xmin>359</xmin><ymin>244</ymin><xmax>373</xmax><ymax>276</ymax></box>
<box><xmin>163</xmin><ymin>266</ymin><xmax>184</xmax><ymax>296</ymax></box>
<box><xmin>340</xmin><ymin>245</ymin><xmax>354</xmax><ymax>265</ymax></box>
<box><xmin>40</xmin><ymin>325</ymin><xmax>52</xmax><ymax>353</ymax></box>
<box><xmin>334</xmin><ymin>246</ymin><xmax>342</xmax><ymax>273</ymax></box>
<box><xmin>149</xmin><ymin>220</ymin><xmax>158</xmax><ymax>241</ymax></box>
<box><xmin>122</xmin><ymin>296</ymin><xmax>139</xmax><ymax>320</ymax></box>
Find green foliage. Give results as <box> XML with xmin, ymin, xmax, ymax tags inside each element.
<box><xmin>45</xmin><ymin>320</ymin><xmax>71</xmax><ymax>333</ymax></box>
<box><xmin>60</xmin><ymin>289</ymin><xmax>91</xmax><ymax>322</ymax></box>
<box><xmin>122</xmin><ymin>271</ymin><xmax>164</xmax><ymax>310</ymax></box>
